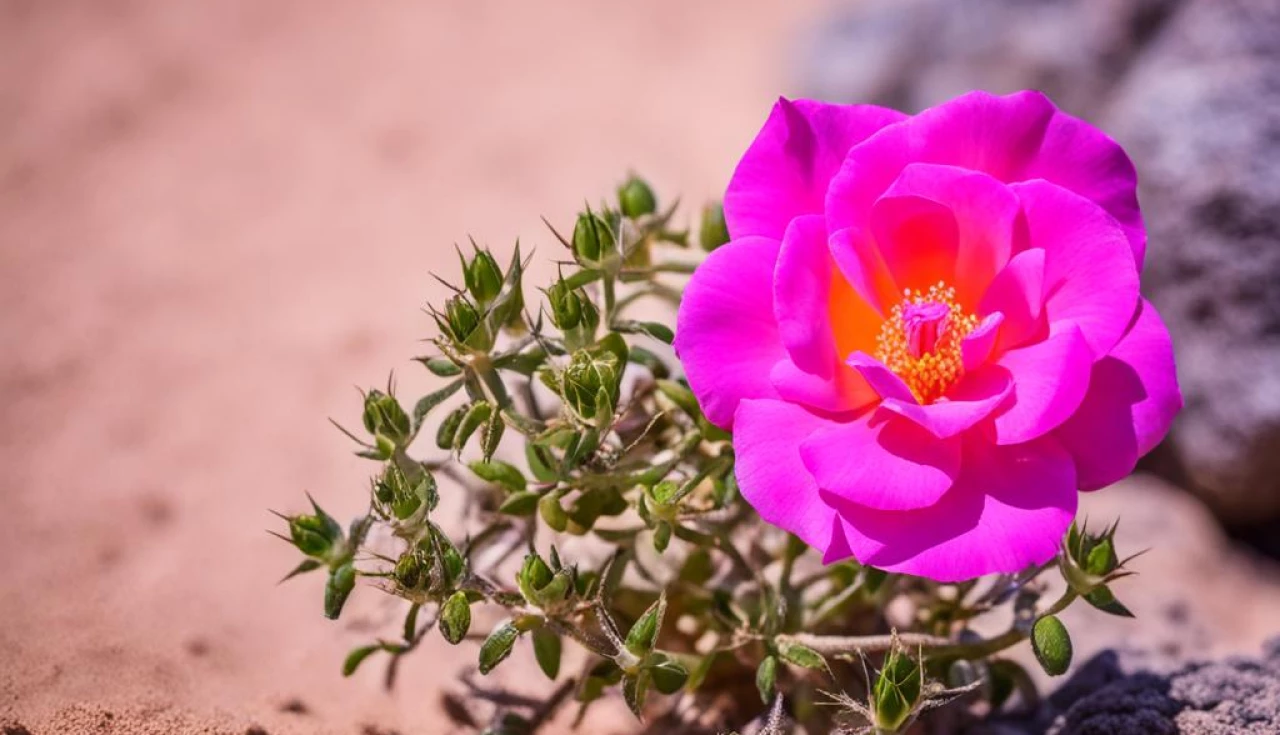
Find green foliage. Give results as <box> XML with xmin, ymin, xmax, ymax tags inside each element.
<box><xmin>272</xmin><ymin>176</ymin><xmax>1140</xmax><ymax>734</ymax></box>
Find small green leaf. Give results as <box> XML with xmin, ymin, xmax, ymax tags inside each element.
<box><xmin>652</xmin><ymin>521</ymin><xmax>672</xmax><ymax>553</ymax></box>
<box><xmin>622</xmin><ymin>671</ymin><xmax>649</xmax><ymax>719</ymax></box>
<box><xmin>481</xmin><ymin>415</ymin><xmax>505</xmax><ymax>460</ymax></box>
<box><xmin>538</xmin><ymin>491</ymin><xmax>569</xmax><ymax>533</ymax></box>
<box><xmin>648</xmin><ymin>657</ymin><xmax>688</xmax><ymax>694</ymax></box>
<box><xmin>613</xmin><ymin>319</ymin><xmax>674</xmax><ymax>345</ymax></box>
<box><xmin>525</xmin><ymin>443</ymin><xmax>558</xmax><ymax>483</ymax></box>
<box><xmin>778</xmin><ymin>641</ymin><xmax>827</xmax><ymax>672</ymax></box>
<box><xmin>469</xmin><ymin>460</ymin><xmax>527</xmax><ymax>492</ymax></box>
<box><xmin>279</xmin><ymin>558</ymin><xmax>322</xmax><ymax>583</ymax></box>
<box><xmin>1032</xmin><ymin>614</ymin><xmax>1073</xmax><ymax>676</ymax></box>
<box><xmin>497</xmin><ymin>491</ymin><xmax>539</xmax><ymax>516</ymax></box>
<box><xmin>625</xmin><ymin>593</ymin><xmax>666</xmax><ymax>658</ymax></box>
<box><xmin>756</xmin><ymin>655</ymin><xmax>778</xmax><ymax>704</ymax></box>
<box><xmin>342</xmin><ymin>644</ymin><xmax>381</xmax><ymax>677</ymax></box>
<box><xmin>421</xmin><ymin>357</ymin><xmax>463</xmax><ymax>377</ymax></box>
<box><xmin>412</xmin><ymin>379</ymin><xmax>463</xmax><ymax>429</ymax></box>
<box><xmin>478</xmin><ymin>621</ymin><xmax>521</xmax><ymax>675</ymax></box>
<box><xmin>655</xmin><ymin>380</ymin><xmax>700</xmax><ymax>418</ymax></box>
<box><xmin>439</xmin><ymin>591</ymin><xmax>472</xmax><ymax>645</ymax></box>
<box><xmin>1084</xmin><ymin>585</ymin><xmax>1135</xmax><ymax>617</ymax></box>
<box><xmin>686</xmin><ymin>651</ymin><xmax>718</xmax><ymax>692</ymax></box>
<box><xmin>324</xmin><ymin>562</ymin><xmax>357</xmax><ymax>620</ymax></box>
<box><xmin>532</xmin><ymin>628</ymin><xmax>562</xmax><ymax>680</ymax></box>
<box><xmin>436</xmin><ymin>403</ymin><xmax>468</xmax><ymax>450</ymax></box>
<box><xmin>454</xmin><ymin>401</ymin><xmax>494</xmax><ymax>453</ymax></box>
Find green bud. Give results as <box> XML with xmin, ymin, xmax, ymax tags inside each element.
<box><xmin>561</xmin><ymin>347</ymin><xmax>621</xmax><ymax>421</ymax></box>
<box><xmin>393</xmin><ymin>553</ymin><xmax>424</xmax><ymax>590</ymax></box>
<box><xmin>699</xmin><ymin>201</ymin><xmax>730</xmax><ymax>251</ymax></box>
<box><xmin>539</xmin><ymin>492</ymin><xmax>569</xmax><ymax>533</ymax></box>
<box><xmin>289</xmin><ymin>514</ymin><xmax>338</xmax><ymax>557</ymax></box>
<box><xmin>465</xmin><ymin>249</ymin><xmax>503</xmax><ymax>304</ymax></box>
<box><xmin>444</xmin><ymin>295</ymin><xmax>482</xmax><ymax>343</ymax></box>
<box><xmin>1085</xmin><ymin>537</ymin><xmax>1118</xmax><ymax>577</ymax></box>
<box><xmin>324</xmin><ymin>562</ymin><xmax>357</xmax><ymax>620</ymax></box>
<box><xmin>1032</xmin><ymin>615</ymin><xmax>1073</xmax><ymax>676</ymax></box>
<box><xmin>652</xmin><ymin>521</ymin><xmax>672</xmax><ymax>553</ymax></box>
<box><xmin>572</xmin><ymin>211</ymin><xmax>614</xmax><ymax>265</ymax></box>
<box><xmin>617</xmin><ymin>175</ymin><xmax>657</xmax><ymax>218</ymax></box>
<box><xmin>361</xmin><ymin>390</ymin><xmax>411</xmax><ymax>445</ymax></box>
<box><xmin>755</xmin><ymin>655</ymin><xmax>777</xmax><ymax>704</ymax></box>
<box><xmin>518</xmin><ymin>554</ymin><xmax>554</xmax><ymax>603</ymax></box>
<box><xmin>478</xmin><ymin>620</ymin><xmax>521</xmax><ymax>675</ymax></box>
<box><xmin>873</xmin><ymin>646</ymin><xmax>922</xmax><ymax>732</ymax></box>
<box><xmin>439</xmin><ymin>591</ymin><xmax>472</xmax><ymax>645</ymax></box>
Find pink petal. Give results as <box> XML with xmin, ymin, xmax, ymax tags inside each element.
<box><xmin>847</xmin><ymin>351</ymin><xmax>915</xmax><ymax>403</ymax></box>
<box><xmin>877</xmin><ymin>163</ymin><xmax>1020</xmax><ymax>307</ymax></box>
<box><xmin>774</xmin><ymin>215</ymin><xmax>838</xmax><ymax>377</ymax></box>
<box><xmin>770</xmin><ymin>358</ymin><xmax>875</xmax><ymax>415</ymax></box>
<box><xmin>992</xmin><ymin>323</ymin><xmax>1093</xmax><ymax>444</ymax></box>
<box><xmin>801</xmin><ymin>412</ymin><xmax>960</xmax><ymax>511</ymax></box>
<box><xmin>880</xmin><ymin>366</ymin><xmax>1013</xmax><ymax>439</ymax></box>
<box><xmin>826</xmin><ymin>435</ymin><xmax>1078</xmax><ymax>582</ymax></box>
<box><xmin>827</xmin><ymin>90</ymin><xmax>1143</xmax><ymax>267</ymax></box>
<box><xmin>674</xmin><ymin>236</ymin><xmax>784</xmax><ymax>429</ymax></box>
<box><xmin>978</xmin><ymin>247</ymin><xmax>1046</xmax><ymax>354</ymax></box>
<box><xmin>1012</xmin><ymin>180</ymin><xmax>1140</xmax><ymax>359</ymax></box>
<box><xmin>830</xmin><ymin>226</ymin><xmax>898</xmax><ymax>316</ymax></box>
<box><xmin>962</xmin><ymin>312</ymin><xmax>1004</xmax><ymax>370</ymax></box>
<box><xmin>1055</xmin><ymin>300</ymin><xmax>1183</xmax><ymax>489</ymax></box>
<box><xmin>870</xmin><ymin>193</ymin><xmax>960</xmax><ymax>295</ymax></box>
<box><xmin>725</xmin><ymin>98</ymin><xmax>906</xmax><ymax>240</ymax></box>
<box><xmin>733</xmin><ymin>399</ymin><xmax>838</xmax><ymax>550</ymax></box>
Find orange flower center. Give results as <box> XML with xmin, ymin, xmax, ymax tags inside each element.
<box><xmin>875</xmin><ymin>282</ymin><xmax>978</xmax><ymax>403</ymax></box>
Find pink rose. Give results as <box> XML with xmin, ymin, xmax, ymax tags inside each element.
<box><xmin>675</xmin><ymin>91</ymin><xmax>1182</xmax><ymax>582</ymax></box>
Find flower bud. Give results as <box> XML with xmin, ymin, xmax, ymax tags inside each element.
<box><xmin>572</xmin><ymin>211</ymin><xmax>615</xmax><ymax>265</ymax></box>
<box><xmin>324</xmin><ymin>562</ymin><xmax>357</xmax><ymax>620</ymax></box>
<box><xmin>394</xmin><ymin>552</ymin><xmax>424</xmax><ymax>590</ymax></box>
<box><xmin>361</xmin><ymin>390</ymin><xmax>411</xmax><ymax>446</ymax></box>
<box><xmin>699</xmin><ymin>201</ymin><xmax>730</xmax><ymax>251</ymax></box>
<box><xmin>289</xmin><ymin>514</ymin><xmax>339</xmax><ymax>557</ymax></box>
<box><xmin>561</xmin><ymin>347</ymin><xmax>621</xmax><ymax>421</ymax></box>
<box><xmin>546</xmin><ymin>280</ymin><xmax>589</xmax><ymax>331</ymax></box>
<box><xmin>617</xmin><ymin>175</ymin><xmax>657</xmax><ymax>218</ymax></box>
<box><xmin>444</xmin><ymin>295</ymin><xmax>482</xmax><ymax>344</ymax></box>
<box><xmin>464</xmin><ymin>249</ymin><xmax>503</xmax><ymax>304</ymax></box>
<box><xmin>518</xmin><ymin>553</ymin><xmax>554</xmax><ymax>603</ymax></box>
<box><xmin>873</xmin><ymin>645</ymin><xmax>922</xmax><ymax>733</ymax></box>
<box><xmin>1032</xmin><ymin>615</ymin><xmax>1073</xmax><ymax>676</ymax></box>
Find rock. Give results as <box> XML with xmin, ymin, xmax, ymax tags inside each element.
<box><xmin>797</xmin><ymin>0</ymin><xmax>1181</xmax><ymax>117</ymax></box>
<box><xmin>1102</xmin><ymin>0</ymin><xmax>1280</xmax><ymax>525</ymax></box>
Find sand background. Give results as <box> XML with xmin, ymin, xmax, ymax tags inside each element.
<box><xmin>0</xmin><ymin>2</ymin><xmax>825</xmax><ymax>732</ymax></box>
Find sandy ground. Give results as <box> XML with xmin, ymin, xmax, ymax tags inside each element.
<box><xmin>0</xmin><ymin>2</ymin><xmax>827</xmax><ymax>733</ymax></box>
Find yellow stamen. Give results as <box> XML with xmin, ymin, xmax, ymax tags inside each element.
<box><xmin>875</xmin><ymin>281</ymin><xmax>978</xmax><ymax>403</ymax></box>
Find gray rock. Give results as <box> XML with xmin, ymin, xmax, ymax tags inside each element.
<box><xmin>1103</xmin><ymin>0</ymin><xmax>1280</xmax><ymax>524</ymax></box>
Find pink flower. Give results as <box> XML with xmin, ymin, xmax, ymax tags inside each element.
<box><xmin>675</xmin><ymin>91</ymin><xmax>1182</xmax><ymax>582</ymax></box>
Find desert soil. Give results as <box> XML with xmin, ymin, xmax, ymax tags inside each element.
<box><xmin>0</xmin><ymin>2</ymin><xmax>825</xmax><ymax>733</ymax></box>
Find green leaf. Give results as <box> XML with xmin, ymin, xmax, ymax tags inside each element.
<box><xmin>756</xmin><ymin>655</ymin><xmax>778</xmax><ymax>704</ymax></box>
<box><xmin>531</xmin><ymin>628</ymin><xmax>562</xmax><ymax>680</ymax></box>
<box><xmin>412</xmin><ymin>379</ymin><xmax>463</xmax><ymax>429</ymax></box>
<box><xmin>478</xmin><ymin>621</ymin><xmax>521</xmax><ymax>675</ymax></box>
<box><xmin>648</xmin><ymin>657</ymin><xmax>688</xmax><ymax>694</ymax></box>
<box><xmin>454</xmin><ymin>401</ymin><xmax>494</xmax><ymax>453</ymax></box>
<box><xmin>279</xmin><ymin>558</ymin><xmax>322</xmax><ymax>583</ymax></box>
<box><xmin>420</xmin><ymin>357</ymin><xmax>463</xmax><ymax>377</ymax></box>
<box><xmin>778</xmin><ymin>641</ymin><xmax>827</xmax><ymax>672</ymax></box>
<box><xmin>324</xmin><ymin>562</ymin><xmax>357</xmax><ymax>620</ymax></box>
<box><xmin>525</xmin><ymin>443</ymin><xmax>558</xmax><ymax>483</ymax></box>
<box><xmin>342</xmin><ymin>644</ymin><xmax>381</xmax><ymax>677</ymax></box>
<box><xmin>469</xmin><ymin>460</ymin><xmax>527</xmax><ymax>492</ymax></box>
<box><xmin>439</xmin><ymin>591</ymin><xmax>472</xmax><ymax>645</ymax></box>
<box><xmin>626</xmin><ymin>345</ymin><xmax>669</xmax><ymax>379</ymax></box>
<box><xmin>652</xmin><ymin>521</ymin><xmax>672</xmax><ymax>553</ymax></box>
<box><xmin>625</xmin><ymin>593</ymin><xmax>666</xmax><ymax>658</ymax></box>
<box><xmin>622</xmin><ymin>671</ymin><xmax>649</xmax><ymax>719</ymax></box>
<box><xmin>538</xmin><ymin>491</ymin><xmax>569</xmax><ymax>533</ymax></box>
<box><xmin>613</xmin><ymin>319</ymin><xmax>674</xmax><ymax>345</ymax></box>
<box><xmin>481</xmin><ymin>415</ymin><xmax>505</xmax><ymax>460</ymax></box>
<box><xmin>1032</xmin><ymin>614</ymin><xmax>1073</xmax><ymax>676</ymax></box>
<box><xmin>497</xmin><ymin>491</ymin><xmax>539</xmax><ymax>516</ymax></box>
<box><xmin>1084</xmin><ymin>585</ymin><xmax>1135</xmax><ymax>617</ymax></box>
<box><xmin>436</xmin><ymin>403</ymin><xmax>468</xmax><ymax>450</ymax></box>
<box><xmin>686</xmin><ymin>651</ymin><xmax>718</xmax><ymax>692</ymax></box>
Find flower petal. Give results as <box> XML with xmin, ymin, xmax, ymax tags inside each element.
<box><xmin>775</xmin><ymin>215</ymin><xmax>838</xmax><ymax>377</ymax></box>
<box><xmin>1055</xmin><ymin>300</ymin><xmax>1183</xmax><ymax>489</ymax></box>
<box><xmin>847</xmin><ymin>351</ymin><xmax>915</xmax><ymax>403</ymax></box>
<box><xmin>880</xmin><ymin>366</ymin><xmax>1013</xmax><ymax>439</ymax></box>
<box><xmin>733</xmin><ymin>399</ymin><xmax>838</xmax><ymax>550</ymax></box>
<box><xmin>962</xmin><ymin>312</ymin><xmax>1004</xmax><ymax>371</ymax></box>
<box><xmin>674</xmin><ymin>236</ymin><xmax>784</xmax><ymax>429</ymax></box>
<box><xmin>770</xmin><ymin>358</ymin><xmax>875</xmax><ymax>414</ymax></box>
<box><xmin>870</xmin><ymin>192</ymin><xmax>960</xmax><ymax>295</ymax></box>
<box><xmin>826</xmin><ymin>435</ymin><xmax>1078</xmax><ymax>581</ymax></box>
<box><xmin>993</xmin><ymin>323</ymin><xmax>1093</xmax><ymax>444</ymax></box>
<box><xmin>978</xmin><ymin>247</ymin><xmax>1045</xmax><ymax>354</ymax></box>
<box><xmin>877</xmin><ymin>163</ymin><xmax>1020</xmax><ymax>307</ymax></box>
<box><xmin>830</xmin><ymin>225</ymin><xmax>898</xmax><ymax>316</ymax></box>
<box><xmin>1012</xmin><ymin>180</ymin><xmax>1140</xmax><ymax>359</ymax></box>
<box><xmin>801</xmin><ymin>412</ymin><xmax>960</xmax><ymax>511</ymax></box>
<box><xmin>725</xmin><ymin>98</ymin><xmax>906</xmax><ymax>240</ymax></box>
<box><xmin>827</xmin><ymin>90</ymin><xmax>1143</xmax><ymax>266</ymax></box>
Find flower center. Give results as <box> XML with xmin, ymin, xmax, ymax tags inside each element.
<box><xmin>875</xmin><ymin>282</ymin><xmax>978</xmax><ymax>403</ymax></box>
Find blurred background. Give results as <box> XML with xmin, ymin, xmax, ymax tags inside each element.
<box><xmin>1</xmin><ymin>1</ymin><xmax>1277</xmax><ymax>733</ymax></box>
